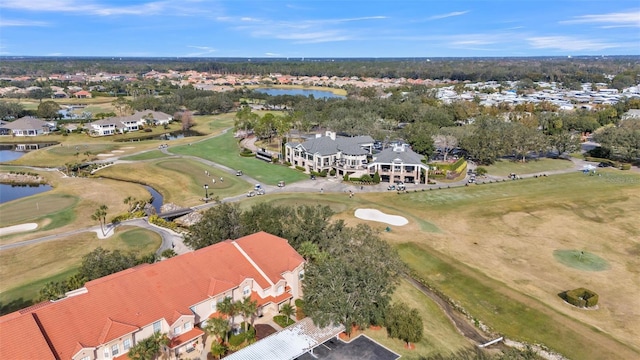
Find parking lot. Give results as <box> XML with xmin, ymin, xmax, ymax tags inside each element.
<box><xmin>296</xmin><ymin>335</ymin><xmax>400</xmax><ymax>360</ymax></box>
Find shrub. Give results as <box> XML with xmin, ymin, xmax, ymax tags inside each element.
<box><xmin>284</xmin><ymin>161</ymin><xmax>291</xmax><ymax>166</ymax></box>
<box><xmin>372</xmin><ymin>171</ymin><xmax>381</xmax><ymax>184</ymax></box>
<box><xmin>620</xmin><ymin>164</ymin><xmax>631</xmax><ymax>170</ymax></box>
<box><xmin>431</xmin><ymin>158</ymin><xmax>466</xmax><ymax>172</ymax></box>
<box><xmin>148</xmin><ymin>215</ymin><xmax>178</xmax><ymax>230</ymax></box>
<box><xmin>360</xmin><ymin>174</ymin><xmax>372</xmax><ymax>183</ymax></box>
<box><xmin>228</xmin><ymin>325</ymin><xmax>256</xmax><ymax>350</ymax></box>
<box><xmin>343</xmin><ymin>174</ymin><xmax>349</xmax><ymax>181</ymax></box>
<box><xmin>295</xmin><ymin>165</ymin><xmax>305</xmax><ymax>172</ymax></box>
<box><xmin>294</xmin><ymin>299</ymin><xmax>305</xmax><ymax>320</ymax></box>
<box><xmin>475</xmin><ymin>167</ymin><xmax>488</xmax><ymax>176</ymax></box>
<box><xmin>560</xmin><ymin>288</ymin><xmax>599</xmax><ymax>308</ymax></box>
<box><xmin>329</xmin><ymin>169</ymin><xmax>336</xmax><ymax>176</ymax></box>
<box><xmin>273</xmin><ymin>315</ymin><xmax>295</xmax><ymax>327</ymax></box>
<box><xmin>239</xmin><ymin>148</ymin><xmax>255</xmax><ymax>157</ymax></box>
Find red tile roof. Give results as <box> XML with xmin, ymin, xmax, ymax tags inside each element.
<box><xmin>169</xmin><ymin>327</ymin><xmax>204</xmax><ymax>349</ymax></box>
<box><xmin>0</xmin><ymin>232</ymin><xmax>303</xmax><ymax>360</ymax></box>
<box><xmin>249</xmin><ymin>290</ymin><xmax>293</xmax><ymax>307</ymax></box>
<box><xmin>235</xmin><ymin>232</ymin><xmax>304</xmax><ymax>284</ymax></box>
<box><xmin>0</xmin><ymin>313</ymin><xmax>56</xmax><ymax>359</ymax></box>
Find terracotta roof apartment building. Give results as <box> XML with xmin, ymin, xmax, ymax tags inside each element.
<box><xmin>0</xmin><ymin>232</ymin><xmax>305</xmax><ymax>360</ymax></box>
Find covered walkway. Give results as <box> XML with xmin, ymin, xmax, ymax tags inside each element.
<box><xmin>224</xmin><ymin>318</ymin><xmax>345</xmax><ymax>360</ymax></box>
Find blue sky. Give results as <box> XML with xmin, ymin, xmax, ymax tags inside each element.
<box><xmin>0</xmin><ymin>0</ymin><xmax>638</xmax><ymax>57</ymax></box>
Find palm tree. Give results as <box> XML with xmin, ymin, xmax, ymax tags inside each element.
<box><xmin>91</xmin><ymin>204</ymin><xmax>109</xmax><ymax>236</ymax></box>
<box><xmin>279</xmin><ymin>303</ymin><xmax>295</xmax><ymax>326</ymax></box>
<box><xmin>127</xmin><ymin>332</ymin><xmax>169</xmax><ymax>360</ymax></box>
<box><xmin>217</xmin><ymin>297</ymin><xmax>239</xmax><ymax>333</ymax></box>
<box><xmin>204</xmin><ymin>316</ymin><xmax>230</xmax><ymax>344</ymax></box>
<box><xmin>240</xmin><ymin>296</ymin><xmax>258</xmax><ymax>332</ymax></box>
<box><xmin>123</xmin><ymin>196</ymin><xmax>134</xmax><ymax>212</ymax></box>
<box><xmin>210</xmin><ymin>341</ymin><xmax>227</xmax><ymax>360</ymax></box>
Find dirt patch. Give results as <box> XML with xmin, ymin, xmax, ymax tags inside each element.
<box><xmin>255</xmin><ymin>324</ymin><xmax>277</xmax><ymax>340</ymax></box>
<box><xmin>0</xmin><ymin>173</ymin><xmax>46</xmax><ymax>185</ymax></box>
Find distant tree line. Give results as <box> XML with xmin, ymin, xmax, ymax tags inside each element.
<box><xmin>1</xmin><ymin>57</ymin><xmax>639</xmax><ymax>88</ymax></box>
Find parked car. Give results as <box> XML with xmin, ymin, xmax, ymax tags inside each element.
<box><xmin>277</xmin><ymin>181</ymin><xmax>285</xmax><ymax>187</ymax></box>
<box><xmin>254</xmin><ymin>184</ymin><xmax>262</xmax><ymax>190</ymax></box>
<box><xmin>247</xmin><ymin>191</ymin><xmax>256</xmax><ymax>197</ymax></box>
<box><xmin>387</xmin><ymin>185</ymin><xmax>396</xmax><ymax>190</ymax></box>
<box><xmin>310</xmin><ymin>174</ymin><xmax>316</xmax><ymax>180</ymax></box>
<box><xmin>236</xmin><ymin>170</ymin><xmax>243</xmax><ymax>176</ymax></box>
<box><xmin>256</xmin><ymin>189</ymin><xmax>265</xmax><ymax>195</ymax></box>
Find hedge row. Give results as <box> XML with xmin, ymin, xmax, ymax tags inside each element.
<box><xmin>561</xmin><ymin>288</ymin><xmax>599</xmax><ymax>308</ymax></box>
<box><xmin>431</xmin><ymin>158</ymin><xmax>467</xmax><ymax>172</ymax></box>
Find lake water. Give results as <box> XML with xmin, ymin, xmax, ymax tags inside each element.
<box><xmin>254</xmin><ymin>88</ymin><xmax>345</xmax><ymax>99</ymax></box>
<box><xmin>144</xmin><ymin>185</ymin><xmax>163</xmax><ymax>213</ymax></box>
<box><xmin>0</xmin><ymin>150</ymin><xmax>25</xmax><ymax>162</ymax></box>
<box><xmin>117</xmin><ymin>130</ymin><xmax>206</xmax><ymax>142</ymax></box>
<box><xmin>0</xmin><ymin>183</ymin><xmax>53</xmax><ymax>204</ymax></box>
<box><xmin>0</xmin><ymin>143</ymin><xmax>57</xmax><ymax>162</ymax></box>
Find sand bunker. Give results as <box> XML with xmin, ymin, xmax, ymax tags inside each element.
<box><xmin>97</xmin><ymin>153</ymin><xmax>114</xmax><ymax>157</ymax></box>
<box><xmin>0</xmin><ymin>223</ymin><xmax>38</xmax><ymax>236</ymax></box>
<box><xmin>121</xmin><ymin>146</ymin><xmax>135</xmax><ymax>149</ymax></box>
<box><xmin>354</xmin><ymin>209</ymin><xmax>408</xmax><ymax>226</ymax></box>
<box><xmin>111</xmin><ymin>150</ymin><xmax>124</xmax><ymax>153</ymax></box>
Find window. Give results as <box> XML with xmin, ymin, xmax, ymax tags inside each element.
<box><xmin>298</xmin><ymin>271</ymin><xmax>305</xmax><ymax>280</ymax></box>
<box><xmin>123</xmin><ymin>339</ymin><xmax>131</xmax><ymax>351</ymax></box>
<box><xmin>111</xmin><ymin>344</ymin><xmax>119</xmax><ymax>356</ymax></box>
<box><xmin>174</xmin><ymin>326</ymin><xmax>183</xmax><ymax>336</ymax></box>
<box><xmin>80</xmin><ymin>356</ymin><xmax>90</xmax><ymax>360</ymax></box>
<box><xmin>184</xmin><ymin>321</ymin><xmax>192</xmax><ymax>331</ymax></box>
<box><xmin>277</xmin><ymin>285</ymin><xmax>284</xmax><ymax>294</ymax></box>
<box><xmin>153</xmin><ymin>320</ymin><xmax>161</xmax><ymax>333</ymax></box>
<box><xmin>103</xmin><ymin>348</ymin><xmax>110</xmax><ymax>358</ymax></box>
<box><xmin>211</xmin><ymin>300</ymin><xmax>217</xmax><ymax>312</ymax></box>
<box><xmin>243</xmin><ymin>286</ymin><xmax>250</xmax><ymax>296</ymax></box>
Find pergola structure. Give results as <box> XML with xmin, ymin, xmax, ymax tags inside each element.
<box><xmin>224</xmin><ymin>318</ymin><xmax>345</xmax><ymax>360</ymax></box>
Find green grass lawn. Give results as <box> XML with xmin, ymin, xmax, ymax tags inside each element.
<box><xmin>170</xmin><ymin>131</ymin><xmax>308</xmax><ymax>185</ymax></box>
<box><xmin>364</xmin><ymin>279</ymin><xmax>470</xmax><ymax>358</ymax></box>
<box><xmin>483</xmin><ymin>158</ymin><xmax>575</xmax><ymax>177</ymax></box>
<box><xmin>553</xmin><ymin>250</ymin><xmax>610</xmax><ymax>271</ymax></box>
<box><xmin>396</xmin><ymin>243</ymin><xmax>638</xmax><ymax>360</ymax></box>
<box><xmin>0</xmin><ymin>193</ymin><xmax>77</xmax><ymax>234</ymax></box>
<box><xmin>97</xmin><ymin>158</ymin><xmax>252</xmax><ymax>206</ymax></box>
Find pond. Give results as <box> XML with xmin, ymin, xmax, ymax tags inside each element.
<box><xmin>0</xmin><ymin>143</ymin><xmax>57</xmax><ymax>162</ymax></box>
<box><xmin>116</xmin><ymin>130</ymin><xmax>206</xmax><ymax>142</ymax></box>
<box><xmin>0</xmin><ymin>183</ymin><xmax>53</xmax><ymax>204</ymax></box>
<box><xmin>254</xmin><ymin>88</ymin><xmax>345</xmax><ymax>99</ymax></box>
<box><xmin>143</xmin><ymin>185</ymin><xmax>163</xmax><ymax>213</ymax></box>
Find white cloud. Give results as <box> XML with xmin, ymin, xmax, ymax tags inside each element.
<box><xmin>223</xmin><ymin>14</ymin><xmax>385</xmax><ymax>44</ymax></box>
<box><xmin>428</xmin><ymin>11</ymin><xmax>469</xmax><ymax>20</ymax></box>
<box><xmin>0</xmin><ymin>0</ymin><xmax>210</xmax><ymax>16</ymax></box>
<box><xmin>184</xmin><ymin>45</ymin><xmax>216</xmax><ymax>56</ymax></box>
<box><xmin>264</xmin><ymin>52</ymin><xmax>280</xmax><ymax>57</ymax></box>
<box><xmin>527</xmin><ymin>36</ymin><xmax>621</xmax><ymax>51</ymax></box>
<box><xmin>0</xmin><ymin>19</ymin><xmax>48</xmax><ymax>27</ymax></box>
<box><xmin>561</xmin><ymin>10</ymin><xmax>640</xmax><ymax>27</ymax></box>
